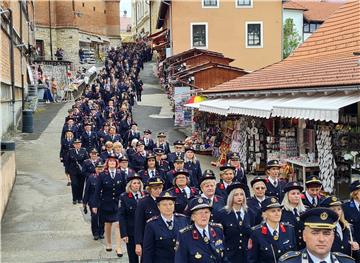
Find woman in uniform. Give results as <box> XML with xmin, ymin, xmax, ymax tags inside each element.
<box><xmin>343</xmin><ymin>180</ymin><xmax>360</xmax><ymax>245</ymax></box>
<box><xmin>60</xmin><ymin>130</ymin><xmax>75</xmax><ymax>186</ymax></box>
<box><xmin>113</xmin><ymin>141</ymin><xmax>126</xmax><ymax>160</ymax></box>
<box><xmin>183</xmin><ymin>148</ymin><xmax>202</xmax><ymax>188</ymax></box>
<box><xmin>119</xmin><ymin>175</ymin><xmax>145</xmax><ymax>263</ymax></box>
<box><xmin>93</xmin><ymin>155</ymin><xmax>125</xmax><ymax>257</ymax></box>
<box><xmin>321</xmin><ymin>196</ymin><xmax>360</xmax><ymax>258</ymax></box>
<box><xmin>83</xmin><ymin>161</ymin><xmax>105</xmax><ymax>240</ymax></box>
<box><xmin>215</xmin><ymin>165</ymin><xmax>236</xmax><ymax>200</ymax></box>
<box><xmin>246</xmin><ymin>176</ymin><xmax>267</xmax><ymax>225</ymax></box>
<box><xmin>247</xmin><ymin>197</ymin><xmax>296</xmax><ymax>263</ymax></box>
<box><xmin>213</xmin><ymin>183</ymin><xmax>252</xmax><ymax>263</ymax></box>
<box><xmin>281</xmin><ymin>181</ymin><xmax>306</xmax><ymax>249</ymax></box>
<box><xmin>175</xmin><ymin>197</ymin><xmax>227</xmax><ymax>263</ymax></box>
<box><xmin>142</xmin><ymin>191</ymin><xmax>188</xmax><ymax>263</ymax></box>
<box><xmin>134</xmin><ymin>177</ymin><xmax>163</xmax><ymax>258</ymax></box>
<box><xmin>168</xmin><ymin>170</ymin><xmax>198</xmax><ymax>214</ymax></box>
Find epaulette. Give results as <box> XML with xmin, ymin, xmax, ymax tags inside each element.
<box><xmin>251</xmin><ymin>224</ymin><xmax>262</xmax><ymax>231</ymax></box>
<box><xmin>279</xmin><ymin>251</ymin><xmax>301</xmax><ymax>262</ymax></box>
<box><xmin>146</xmin><ymin>216</ymin><xmax>159</xmax><ymax>223</ymax></box>
<box><xmin>209</xmin><ymin>222</ymin><xmax>223</xmax><ymax>229</ymax></box>
<box><xmin>174</xmin><ymin>213</ymin><xmax>186</xmax><ymax>217</ymax></box>
<box><xmin>333</xmin><ymin>252</ymin><xmax>355</xmax><ymax>260</ymax></box>
<box><xmin>179</xmin><ymin>225</ymin><xmax>193</xmax><ymax>234</ymax></box>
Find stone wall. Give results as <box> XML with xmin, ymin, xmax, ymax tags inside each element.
<box><xmin>56</xmin><ymin>28</ymin><xmax>80</xmax><ymax>67</ymax></box>
<box><xmin>0</xmin><ymin>150</ymin><xmax>16</xmax><ymax>220</ymax></box>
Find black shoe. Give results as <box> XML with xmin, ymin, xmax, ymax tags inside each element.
<box><xmin>77</xmin><ymin>200</ymin><xmax>82</xmax><ymax>204</ymax></box>
<box><xmin>67</xmin><ymin>182</ymin><xmax>71</xmax><ymax>186</ymax></box>
<box><xmin>116</xmin><ymin>250</ymin><xmax>123</xmax><ymax>257</ymax></box>
<box><xmin>106</xmin><ymin>248</ymin><xmax>112</xmax><ymax>252</ymax></box>
<box><xmin>72</xmin><ymin>201</ymin><xmax>77</xmax><ymax>205</ymax></box>
<box><xmin>93</xmin><ymin>235</ymin><xmax>99</xmax><ymax>240</ymax></box>
<box><xmin>99</xmin><ymin>235</ymin><xmax>104</xmax><ymax>239</ymax></box>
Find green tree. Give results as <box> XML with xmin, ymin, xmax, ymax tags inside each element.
<box><xmin>283</xmin><ymin>18</ymin><xmax>302</xmax><ymax>58</ymax></box>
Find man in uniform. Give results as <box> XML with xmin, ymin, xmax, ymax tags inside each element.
<box><xmin>68</xmin><ymin>139</ymin><xmax>89</xmax><ymax>204</ymax></box>
<box><xmin>265</xmin><ymin>160</ymin><xmax>286</xmax><ymax>202</ymax></box>
<box><xmin>143</xmin><ymin>129</ymin><xmax>155</xmax><ymax>151</ymax></box>
<box><xmin>175</xmin><ymin>197</ymin><xmax>227</xmax><ymax>263</ymax></box>
<box><xmin>302</xmin><ymin>175</ymin><xmax>324</xmax><ymax>209</ymax></box>
<box><xmin>81</xmin><ymin>122</ymin><xmax>98</xmax><ymax>152</ymax></box>
<box><xmin>118</xmin><ymin>156</ymin><xmax>136</xmax><ymax>180</ymax></box>
<box><xmin>82</xmin><ymin>148</ymin><xmax>101</xmax><ymax>180</ymax></box>
<box><xmin>279</xmin><ymin>208</ymin><xmax>355</xmax><ymax>263</ymax></box>
<box><xmin>215</xmin><ymin>164</ymin><xmax>236</xmax><ymax>200</ymax></box>
<box><xmin>154</xmin><ymin>148</ymin><xmax>170</xmax><ymax>174</ymax></box>
<box><xmin>168</xmin><ymin>140</ymin><xmax>185</xmax><ymax>169</ymax></box>
<box><xmin>228</xmin><ymin>153</ymin><xmax>249</xmax><ymax>197</ymax></box>
<box><xmin>142</xmin><ymin>191</ymin><xmax>188</xmax><ymax>263</ymax></box>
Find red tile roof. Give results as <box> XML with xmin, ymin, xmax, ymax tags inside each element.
<box><xmin>283</xmin><ymin>1</ymin><xmax>307</xmax><ymax>11</ymax></box>
<box><xmin>300</xmin><ymin>1</ymin><xmax>343</xmax><ymax>22</ymax></box>
<box><xmin>204</xmin><ymin>0</ymin><xmax>360</xmax><ymax>94</ymax></box>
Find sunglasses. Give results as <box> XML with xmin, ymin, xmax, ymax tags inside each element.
<box><xmin>255</xmin><ymin>187</ymin><xmax>266</xmax><ymax>190</ymax></box>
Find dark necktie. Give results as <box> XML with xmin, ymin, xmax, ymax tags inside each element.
<box><xmin>150</xmin><ymin>170</ymin><xmax>154</xmax><ymax>177</ymax></box>
<box><xmin>312</xmin><ymin>197</ymin><xmax>316</xmax><ymax>206</ymax></box>
<box><xmin>135</xmin><ymin>193</ymin><xmax>139</xmax><ymax>200</ymax></box>
<box><xmin>111</xmin><ymin>171</ymin><xmax>115</xmax><ymax>179</ymax></box>
<box><xmin>293</xmin><ymin>208</ymin><xmax>299</xmax><ymax>217</ymax></box>
<box><xmin>320</xmin><ymin>261</ymin><xmax>327</xmax><ymax>263</ymax></box>
<box><xmin>166</xmin><ymin>220</ymin><xmax>173</xmax><ymax>229</ymax></box>
<box><xmin>274</xmin><ymin>180</ymin><xmax>278</xmax><ymax>187</ymax></box>
<box><xmin>236</xmin><ymin>211</ymin><xmax>242</xmax><ymax>222</ymax></box>
<box><xmin>202</xmin><ymin>229</ymin><xmax>207</xmax><ymax>238</ymax></box>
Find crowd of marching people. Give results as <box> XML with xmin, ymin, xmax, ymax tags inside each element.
<box><xmin>59</xmin><ymin>41</ymin><xmax>359</xmax><ymax>263</ymax></box>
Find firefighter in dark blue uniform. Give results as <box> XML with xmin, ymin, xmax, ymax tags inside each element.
<box><xmin>154</xmin><ymin>148</ymin><xmax>170</xmax><ymax>174</ymax></box>
<box><xmin>343</xmin><ymin>181</ymin><xmax>360</xmax><ymax>250</ymax></box>
<box><xmin>83</xmin><ymin>161</ymin><xmax>104</xmax><ymax>240</ymax></box>
<box><xmin>68</xmin><ymin>139</ymin><xmax>89</xmax><ymax>204</ymax></box>
<box><xmin>82</xmin><ymin>148</ymin><xmax>101</xmax><ymax>179</ymax></box>
<box><xmin>247</xmin><ymin>176</ymin><xmax>268</xmax><ymax>225</ymax></box>
<box><xmin>175</xmin><ymin>197</ymin><xmax>228</xmax><ymax>263</ymax></box>
<box><xmin>118</xmin><ymin>155</ymin><xmax>136</xmax><ymax>181</ymax></box>
<box><xmin>302</xmin><ymin>175</ymin><xmax>325</xmax><ymax>209</ymax></box>
<box><xmin>134</xmin><ymin>177</ymin><xmax>163</xmax><ymax>258</ymax></box>
<box><xmin>142</xmin><ymin>191</ymin><xmax>189</xmax><ymax>263</ymax></box>
<box><xmin>60</xmin><ymin>130</ymin><xmax>75</xmax><ymax>186</ymax></box>
<box><xmin>264</xmin><ymin>160</ymin><xmax>286</xmax><ymax>202</ymax></box>
<box><xmin>168</xmin><ymin>170</ymin><xmax>198</xmax><ymax>214</ymax></box>
<box><xmin>167</xmin><ymin>140</ymin><xmax>185</xmax><ymax>169</ymax></box>
<box><xmin>247</xmin><ymin>197</ymin><xmax>296</xmax><ymax>263</ymax></box>
<box><xmin>321</xmin><ymin>196</ymin><xmax>360</xmax><ymax>259</ymax></box>
<box><xmin>81</xmin><ymin>122</ymin><xmax>98</xmax><ymax>152</ymax></box>
<box><xmin>156</xmin><ymin>132</ymin><xmax>171</xmax><ymax>155</ymax></box>
<box><xmin>281</xmin><ymin>181</ymin><xmax>307</xmax><ymax>249</ymax></box>
<box><xmin>199</xmin><ymin>174</ymin><xmax>225</xmax><ymax>222</ymax></box>
<box><xmin>213</xmin><ymin>183</ymin><xmax>252</xmax><ymax>263</ymax></box>
<box><xmin>215</xmin><ymin>165</ymin><xmax>236</xmax><ymax>200</ymax></box>
<box><xmin>279</xmin><ymin>208</ymin><xmax>355</xmax><ymax>263</ymax></box>
<box><xmin>119</xmin><ymin>175</ymin><xmax>146</xmax><ymax>263</ymax></box>
<box><xmin>93</xmin><ymin>155</ymin><xmax>125</xmax><ymax>256</ymax></box>
<box><xmin>183</xmin><ymin>147</ymin><xmax>202</xmax><ymax>188</ymax></box>
<box><xmin>163</xmin><ymin>157</ymin><xmax>192</xmax><ymax>190</ymax></box>
<box><xmin>228</xmin><ymin>153</ymin><xmax>250</xmax><ymax>197</ymax></box>
<box><xmin>143</xmin><ymin>129</ymin><xmax>155</xmax><ymax>152</ymax></box>
<box><xmin>131</xmin><ymin>141</ymin><xmax>147</xmax><ymax>172</ymax></box>
<box><xmin>138</xmin><ymin>153</ymin><xmax>162</xmax><ymax>185</ymax></box>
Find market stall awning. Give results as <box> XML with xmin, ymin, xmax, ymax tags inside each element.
<box><xmin>198</xmin><ymin>99</ymin><xmax>234</xmax><ymax>116</ymax></box>
<box><xmin>190</xmin><ymin>92</ymin><xmax>360</xmax><ymax>122</ymax></box>
<box><xmin>184</xmin><ymin>101</ymin><xmax>203</xmax><ymax>109</ymax></box>
<box><xmin>272</xmin><ymin>92</ymin><xmax>360</xmax><ymax>122</ymax></box>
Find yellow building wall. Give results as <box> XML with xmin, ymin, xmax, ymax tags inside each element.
<box><xmin>171</xmin><ymin>0</ymin><xmax>282</xmax><ymax>71</ymax></box>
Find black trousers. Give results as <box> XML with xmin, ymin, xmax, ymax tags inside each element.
<box><xmin>69</xmin><ymin>172</ymin><xmax>85</xmax><ymax>201</ymax></box>
<box><xmin>126</xmin><ymin>235</ymin><xmax>139</xmax><ymax>263</ymax></box>
<box><xmin>136</xmin><ymin>90</ymin><xmax>142</xmax><ymax>102</ymax></box>
<box><xmin>90</xmin><ymin>206</ymin><xmax>104</xmax><ymax>237</ymax></box>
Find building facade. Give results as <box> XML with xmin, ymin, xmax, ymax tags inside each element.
<box><xmin>1</xmin><ymin>0</ymin><xmax>35</xmax><ymax>138</ymax></box>
<box><xmin>34</xmin><ymin>0</ymin><xmax>121</xmax><ymax>66</ymax></box>
<box><xmin>132</xmin><ymin>0</ymin><xmax>151</xmax><ymax>38</ymax></box>
<box><xmin>156</xmin><ymin>0</ymin><xmax>283</xmax><ymax>71</ymax></box>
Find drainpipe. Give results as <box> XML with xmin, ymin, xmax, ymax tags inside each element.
<box><xmin>9</xmin><ymin>9</ymin><xmax>16</xmax><ymax>133</ymax></box>
<box><xmin>20</xmin><ymin>2</ymin><xmax>24</xmax><ymax>110</ymax></box>
<box><xmin>49</xmin><ymin>0</ymin><xmax>53</xmax><ymax>60</ymax></box>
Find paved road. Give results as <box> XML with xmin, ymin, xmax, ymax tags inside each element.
<box><xmin>1</xmin><ymin>62</ymin><xmax>217</xmax><ymax>262</ymax></box>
